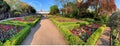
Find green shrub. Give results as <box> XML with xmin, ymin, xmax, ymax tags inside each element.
<box><xmin>76</xmin><ymin>21</ymin><xmax>89</xmax><ymax>26</ymax></box>
<box><xmin>50</xmin><ymin>16</ymin><xmax>106</xmax><ymax>45</ymax></box>
<box><xmin>113</xmin><ymin>39</ymin><xmax>120</xmax><ymax>46</ymax></box>
<box><xmin>0</xmin><ymin>42</ymin><xmax>3</xmax><ymax>46</ymax></box>
<box><xmin>59</xmin><ymin>25</ymin><xmax>85</xmax><ymax>45</ymax></box>
<box><xmin>3</xmin><ymin>25</ymin><xmax>31</xmax><ymax>45</ymax></box>
<box><xmin>81</xmin><ymin>18</ymin><xmax>95</xmax><ymax>22</ymax></box>
<box><xmin>87</xmin><ymin>25</ymin><xmax>106</xmax><ymax>45</ymax></box>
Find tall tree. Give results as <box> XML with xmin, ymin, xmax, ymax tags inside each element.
<box><xmin>76</xmin><ymin>0</ymin><xmax>117</xmax><ymax>16</ymax></box>
<box><xmin>50</xmin><ymin>5</ymin><xmax>60</xmax><ymax>15</ymax></box>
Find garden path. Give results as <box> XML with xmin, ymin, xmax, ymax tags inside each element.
<box><xmin>22</xmin><ymin>16</ymin><xmax>68</xmax><ymax>45</ymax></box>
<box><xmin>96</xmin><ymin>27</ymin><xmax>111</xmax><ymax>45</ymax></box>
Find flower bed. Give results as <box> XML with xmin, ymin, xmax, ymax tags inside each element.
<box><xmin>6</xmin><ymin>15</ymin><xmax>41</xmax><ymax>26</ymax></box>
<box><xmin>50</xmin><ymin>16</ymin><xmax>82</xmax><ymax>23</ymax></box>
<box><xmin>50</xmin><ymin>16</ymin><xmax>106</xmax><ymax>45</ymax></box>
<box><xmin>0</xmin><ymin>22</ymin><xmax>31</xmax><ymax>45</ymax></box>
<box><xmin>0</xmin><ymin>24</ymin><xmax>23</xmax><ymax>43</ymax></box>
<box><xmin>70</xmin><ymin>23</ymin><xmax>101</xmax><ymax>42</ymax></box>
<box><xmin>11</xmin><ymin>15</ymin><xmax>41</xmax><ymax>22</ymax></box>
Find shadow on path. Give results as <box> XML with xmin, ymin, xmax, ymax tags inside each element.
<box><xmin>96</xmin><ymin>27</ymin><xmax>110</xmax><ymax>46</ymax></box>
<box><xmin>21</xmin><ymin>17</ymin><xmax>43</xmax><ymax>45</ymax></box>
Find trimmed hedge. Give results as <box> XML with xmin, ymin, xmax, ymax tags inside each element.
<box><xmin>59</xmin><ymin>25</ymin><xmax>85</xmax><ymax>45</ymax></box>
<box><xmin>0</xmin><ymin>15</ymin><xmax>41</xmax><ymax>45</ymax></box>
<box><xmin>86</xmin><ymin>25</ymin><xmax>106</xmax><ymax>45</ymax></box>
<box><xmin>0</xmin><ymin>22</ymin><xmax>31</xmax><ymax>46</ymax></box>
<box><xmin>3</xmin><ymin>15</ymin><xmax>41</xmax><ymax>26</ymax></box>
<box><xmin>9</xmin><ymin>18</ymin><xmax>40</xmax><ymax>26</ymax></box>
<box><xmin>50</xmin><ymin>16</ymin><xmax>106</xmax><ymax>45</ymax></box>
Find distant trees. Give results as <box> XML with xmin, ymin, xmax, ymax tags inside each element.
<box><xmin>50</xmin><ymin>5</ymin><xmax>60</xmax><ymax>15</ymax></box>
<box><xmin>4</xmin><ymin>0</ymin><xmax>36</xmax><ymax>14</ymax></box>
<box><xmin>76</xmin><ymin>0</ymin><xmax>116</xmax><ymax>16</ymax></box>
<box><xmin>55</xmin><ymin>0</ymin><xmax>117</xmax><ymax>21</ymax></box>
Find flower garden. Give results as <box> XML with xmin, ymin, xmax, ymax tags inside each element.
<box><xmin>0</xmin><ymin>15</ymin><xmax>41</xmax><ymax>46</ymax></box>
<box><xmin>49</xmin><ymin>16</ymin><xmax>106</xmax><ymax>45</ymax></box>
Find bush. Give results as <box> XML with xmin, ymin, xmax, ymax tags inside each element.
<box><xmin>3</xmin><ymin>25</ymin><xmax>31</xmax><ymax>45</ymax></box>
<box><xmin>50</xmin><ymin>16</ymin><xmax>106</xmax><ymax>45</ymax></box>
<box><xmin>76</xmin><ymin>21</ymin><xmax>89</xmax><ymax>26</ymax></box>
<box><xmin>113</xmin><ymin>39</ymin><xmax>120</xmax><ymax>46</ymax></box>
<box><xmin>59</xmin><ymin>25</ymin><xmax>85</xmax><ymax>45</ymax></box>
<box><xmin>87</xmin><ymin>25</ymin><xmax>106</xmax><ymax>45</ymax></box>
<box><xmin>81</xmin><ymin>18</ymin><xmax>95</xmax><ymax>22</ymax></box>
<box><xmin>0</xmin><ymin>22</ymin><xmax>31</xmax><ymax>45</ymax></box>
<box><xmin>0</xmin><ymin>42</ymin><xmax>3</xmax><ymax>46</ymax></box>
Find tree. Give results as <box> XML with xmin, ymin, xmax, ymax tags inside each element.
<box><xmin>50</xmin><ymin>5</ymin><xmax>60</xmax><ymax>15</ymax></box>
<box><xmin>76</xmin><ymin>0</ymin><xmax>116</xmax><ymax>16</ymax></box>
<box><xmin>0</xmin><ymin>0</ymin><xmax>10</xmax><ymax>13</ymax></box>
<box><xmin>4</xmin><ymin>0</ymin><xmax>36</xmax><ymax>14</ymax></box>
<box><xmin>18</xmin><ymin>2</ymin><xmax>36</xmax><ymax>14</ymax></box>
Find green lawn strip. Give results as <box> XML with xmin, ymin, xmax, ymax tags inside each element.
<box><xmin>0</xmin><ymin>22</ymin><xmax>31</xmax><ymax>46</ymax></box>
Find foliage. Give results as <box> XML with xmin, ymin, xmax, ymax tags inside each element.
<box><xmin>108</xmin><ymin>12</ymin><xmax>120</xmax><ymax>46</ymax></box>
<box><xmin>0</xmin><ymin>15</ymin><xmax>41</xmax><ymax>45</ymax></box>
<box><xmin>87</xmin><ymin>25</ymin><xmax>106</xmax><ymax>45</ymax></box>
<box><xmin>4</xmin><ymin>0</ymin><xmax>36</xmax><ymax>14</ymax></box>
<box><xmin>57</xmin><ymin>0</ymin><xmax>117</xmax><ymax>20</ymax></box>
<box><xmin>50</xmin><ymin>16</ymin><xmax>106</xmax><ymax>45</ymax></box>
<box><xmin>50</xmin><ymin>5</ymin><xmax>60</xmax><ymax>15</ymax></box>
<box><xmin>5</xmin><ymin>15</ymin><xmax>41</xmax><ymax>26</ymax></box>
<box><xmin>18</xmin><ymin>2</ymin><xmax>36</xmax><ymax>14</ymax></box>
<box><xmin>0</xmin><ymin>0</ymin><xmax>10</xmax><ymax>13</ymax></box>
<box><xmin>113</xmin><ymin>39</ymin><xmax>120</xmax><ymax>46</ymax></box>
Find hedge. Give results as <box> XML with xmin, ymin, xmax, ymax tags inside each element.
<box><xmin>0</xmin><ymin>22</ymin><xmax>31</xmax><ymax>46</ymax></box>
<box><xmin>0</xmin><ymin>15</ymin><xmax>41</xmax><ymax>45</ymax></box>
<box><xmin>59</xmin><ymin>25</ymin><xmax>85</xmax><ymax>45</ymax></box>
<box><xmin>9</xmin><ymin>18</ymin><xmax>40</xmax><ymax>26</ymax></box>
<box><xmin>86</xmin><ymin>24</ymin><xmax>106</xmax><ymax>45</ymax></box>
<box><xmin>3</xmin><ymin>16</ymin><xmax>41</xmax><ymax>26</ymax></box>
<box><xmin>50</xmin><ymin>16</ymin><xmax>106</xmax><ymax>45</ymax></box>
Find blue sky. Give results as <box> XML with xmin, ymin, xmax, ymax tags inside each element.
<box><xmin>21</xmin><ymin>0</ymin><xmax>120</xmax><ymax>11</ymax></box>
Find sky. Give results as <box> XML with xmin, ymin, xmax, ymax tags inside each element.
<box><xmin>21</xmin><ymin>0</ymin><xmax>120</xmax><ymax>11</ymax></box>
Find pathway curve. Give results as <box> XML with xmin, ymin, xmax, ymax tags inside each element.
<box><xmin>22</xmin><ymin>16</ymin><xmax>68</xmax><ymax>45</ymax></box>
<box><xmin>96</xmin><ymin>27</ymin><xmax>111</xmax><ymax>45</ymax></box>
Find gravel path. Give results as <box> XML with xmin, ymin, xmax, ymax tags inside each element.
<box><xmin>22</xmin><ymin>16</ymin><xmax>68</xmax><ymax>45</ymax></box>
<box><xmin>96</xmin><ymin>27</ymin><xmax>111</xmax><ymax>45</ymax></box>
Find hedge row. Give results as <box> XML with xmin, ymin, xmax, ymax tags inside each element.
<box><xmin>86</xmin><ymin>25</ymin><xmax>106</xmax><ymax>45</ymax></box>
<box><xmin>59</xmin><ymin>24</ymin><xmax>85</xmax><ymax>45</ymax></box>
<box><xmin>4</xmin><ymin>15</ymin><xmax>41</xmax><ymax>26</ymax></box>
<box><xmin>50</xmin><ymin>17</ymin><xmax>86</xmax><ymax>44</ymax></box>
<box><xmin>3</xmin><ymin>25</ymin><xmax>31</xmax><ymax>46</ymax></box>
<box><xmin>0</xmin><ymin>15</ymin><xmax>41</xmax><ymax>46</ymax></box>
<box><xmin>50</xmin><ymin>16</ymin><xmax>106</xmax><ymax>45</ymax></box>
